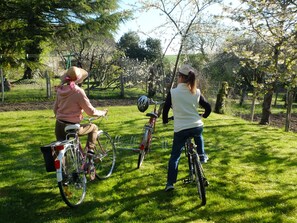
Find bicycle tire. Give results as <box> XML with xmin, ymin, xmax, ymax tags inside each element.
<box><xmin>94</xmin><ymin>131</ymin><xmax>116</xmax><ymax>179</ymax></box>
<box><xmin>185</xmin><ymin>148</ymin><xmax>194</xmax><ymax>181</ymax></box>
<box><xmin>58</xmin><ymin>144</ymin><xmax>87</xmax><ymax>208</ymax></box>
<box><xmin>192</xmin><ymin>154</ymin><xmax>206</xmax><ymax>206</ymax></box>
<box><xmin>137</xmin><ymin>128</ymin><xmax>151</xmax><ymax>168</ymax></box>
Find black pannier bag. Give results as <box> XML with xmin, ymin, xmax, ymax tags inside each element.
<box><xmin>40</xmin><ymin>141</ymin><xmax>63</xmax><ymax>172</ymax></box>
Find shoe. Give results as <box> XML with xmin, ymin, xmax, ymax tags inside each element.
<box><xmin>204</xmin><ymin>178</ymin><xmax>209</xmax><ymax>187</ymax></box>
<box><xmin>200</xmin><ymin>154</ymin><xmax>208</xmax><ymax>164</ymax></box>
<box><xmin>165</xmin><ymin>184</ymin><xmax>174</xmax><ymax>192</ymax></box>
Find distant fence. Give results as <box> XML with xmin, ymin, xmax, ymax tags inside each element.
<box><xmin>0</xmin><ymin>66</ymin><xmax>221</xmax><ymax>104</ymax></box>
<box><xmin>0</xmin><ymin>72</ymin><xmax>56</xmax><ymax>103</ymax></box>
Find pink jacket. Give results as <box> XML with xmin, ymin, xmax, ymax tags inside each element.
<box><xmin>53</xmin><ymin>84</ymin><xmax>103</xmax><ymax>123</ymax></box>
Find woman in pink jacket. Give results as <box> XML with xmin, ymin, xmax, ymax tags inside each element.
<box><xmin>53</xmin><ymin>66</ymin><xmax>107</xmax><ymax>149</ymax></box>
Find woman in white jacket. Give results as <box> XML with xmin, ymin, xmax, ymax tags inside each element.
<box><xmin>162</xmin><ymin>64</ymin><xmax>211</xmax><ymax>192</ymax></box>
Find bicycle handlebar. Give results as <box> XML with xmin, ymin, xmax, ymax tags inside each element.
<box><xmin>83</xmin><ymin>115</ymin><xmax>108</xmax><ymax>123</ymax></box>
<box><xmin>149</xmin><ymin>98</ymin><xmax>164</xmax><ymax>105</ymax></box>
<box><xmin>168</xmin><ymin>116</ymin><xmax>174</xmax><ymax>121</ymax></box>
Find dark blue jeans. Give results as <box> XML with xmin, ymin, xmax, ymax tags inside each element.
<box><xmin>166</xmin><ymin>127</ymin><xmax>205</xmax><ymax>186</ymax></box>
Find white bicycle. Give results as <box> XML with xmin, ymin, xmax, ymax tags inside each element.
<box><xmin>41</xmin><ymin>117</ymin><xmax>116</xmax><ymax>208</ymax></box>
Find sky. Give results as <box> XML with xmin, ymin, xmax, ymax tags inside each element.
<box><xmin>115</xmin><ymin>0</ymin><xmax>241</xmax><ymax>55</ymax></box>
<box><xmin>115</xmin><ymin>1</ymin><xmax>168</xmax><ymax>45</ymax></box>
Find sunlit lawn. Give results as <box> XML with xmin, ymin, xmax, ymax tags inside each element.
<box><xmin>1</xmin><ymin>78</ymin><xmax>147</xmax><ymax>102</ymax></box>
<box><xmin>0</xmin><ymin>106</ymin><xmax>297</xmax><ymax>223</ymax></box>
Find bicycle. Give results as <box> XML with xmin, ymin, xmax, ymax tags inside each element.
<box><xmin>184</xmin><ymin>137</ymin><xmax>209</xmax><ymax>206</ymax></box>
<box><xmin>137</xmin><ymin>98</ymin><xmax>164</xmax><ymax>168</ymax></box>
<box><xmin>166</xmin><ymin>116</ymin><xmax>208</xmax><ymax>206</ymax></box>
<box><xmin>41</xmin><ymin>116</ymin><xmax>116</xmax><ymax>208</ymax></box>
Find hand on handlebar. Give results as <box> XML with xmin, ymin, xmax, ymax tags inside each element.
<box><xmin>102</xmin><ymin>109</ymin><xmax>108</xmax><ymax>116</ymax></box>
<box><xmin>84</xmin><ymin>109</ymin><xmax>108</xmax><ymax>122</ymax></box>
<box><xmin>163</xmin><ymin>116</ymin><xmax>174</xmax><ymax>125</ymax></box>
<box><xmin>94</xmin><ymin>109</ymin><xmax>108</xmax><ymax>117</ymax></box>
<box><xmin>200</xmin><ymin>113</ymin><xmax>207</xmax><ymax>118</ymax></box>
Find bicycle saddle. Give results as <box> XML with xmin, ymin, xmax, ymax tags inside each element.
<box><xmin>146</xmin><ymin>112</ymin><xmax>158</xmax><ymax>118</ymax></box>
<box><xmin>64</xmin><ymin>124</ymin><xmax>80</xmax><ymax>133</ymax></box>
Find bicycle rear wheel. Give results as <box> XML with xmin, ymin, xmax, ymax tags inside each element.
<box><xmin>137</xmin><ymin>128</ymin><xmax>151</xmax><ymax>168</ymax></box>
<box><xmin>94</xmin><ymin>131</ymin><xmax>116</xmax><ymax>179</ymax></box>
<box><xmin>58</xmin><ymin>145</ymin><xmax>87</xmax><ymax>208</ymax></box>
<box><xmin>192</xmin><ymin>154</ymin><xmax>206</xmax><ymax>206</ymax></box>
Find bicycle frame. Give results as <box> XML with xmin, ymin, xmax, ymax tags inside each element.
<box><xmin>140</xmin><ymin>99</ymin><xmax>163</xmax><ymax>150</ymax></box>
<box><xmin>43</xmin><ymin>116</ymin><xmax>115</xmax><ymax>208</ymax></box>
<box><xmin>185</xmin><ymin>139</ymin><xmax>197</xmax><ymax>180</ymax></box>
<box><xmin>137</xmin><ymin>98</ymin><xmax>164</xmax><ymax>168</ymax></box>
<box><xmin>55</xmin><ymin>127</ymin><xmax>85</xmax><ymax>183</ymax></box>
<box><xmin>147</xmin><ymin>99</ymin><xmax>162</xmax><ymax>130</ymax></box>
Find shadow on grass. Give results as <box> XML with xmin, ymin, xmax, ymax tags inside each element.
<box><xmin>1</xmin><ymin>111</ymin><xmax>297</xmax><ymax>222</ymax></box>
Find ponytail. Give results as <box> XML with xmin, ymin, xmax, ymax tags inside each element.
<box><xmin>185</xmin><ymin>71</ymin><xmax>197</xmax><ymax>94</ymax></box>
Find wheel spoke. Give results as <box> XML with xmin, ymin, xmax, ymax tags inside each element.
<box><xmin>193</xmin><ymin>154</ymin><xmax>206</xmax><ymax>206</ymax></box>
<box><xmin>58</xmin><ymin>145</ymin><xmax>86</xmax><ymax>208</ymax></box>
<box><xmin>94</xmin><ymin>131</ymin><xmax>116</xmax><ymax>179</ymax></box>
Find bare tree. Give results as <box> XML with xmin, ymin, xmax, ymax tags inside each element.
<box><xmin>138</xmin><ymin>0</ymin><xmax>223</xmax><ymax>92</ymax></box>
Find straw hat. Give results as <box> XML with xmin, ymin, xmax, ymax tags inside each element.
<box><xmin>60</xmin><ymin>66</ymin><xmax>88</xmax><ymax>84</ymax></box>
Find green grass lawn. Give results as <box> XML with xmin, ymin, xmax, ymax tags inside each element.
<box><xmin>0</xmin><ymin>105</ymin><xmax>297</xmax><ymax>223</ymax></box>
<box><xmin>1</xmin><ymin>78</ymin><xmax>148</xmax><ymax>103</ymax></box>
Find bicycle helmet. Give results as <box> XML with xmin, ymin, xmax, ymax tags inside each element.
<box><xmin>137</xmin><ymin>95</ymin><xmax>149</xmax><ymax>112</ymax></box>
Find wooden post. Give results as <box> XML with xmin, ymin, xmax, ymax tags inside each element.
<box><xmin>45</xmin><ymin>70</ymin><xmax>51</xmax><ymax>98</ymax></box>
<box><xmin>1</xmin><ymin>68</ymin><xmax>4</xmax><ymax>103</ymax></box>
<box><xmin>285</xmin><ymin>88</ymin><xmax>293</xmax><ymax>132</ymax></box>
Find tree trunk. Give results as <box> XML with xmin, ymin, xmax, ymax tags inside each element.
<box><xmin>1</xmin><ymin>69</ymin><xmax>4</xmax><ymax>103</ymax></box>
<box><xmin>274</xmin><ymin>89</ymin><xmax>278</xmax><ymax>106</ymax></box>
<box><xmin>22</xmin><ymin>42</ymin><xmax>42</xmax><ymax>79</ymax></box>
<box><xmin>45</xmin><ymin>71</ymin><xmax>51</xmax><ymax>98</ymax></box>
<box><xmin>250</xmin><ymin>90</ymin><xmax>257</xmax><ymax>122</ymax></box>
<box><xmin>120</xmin><ymin>73</ymin><xmax>124</xmax><ymax>98</ymax></box>
<box><xmin>259</xmin><ymin>89</ymin><xmax>273</xmax><ymax>125</ymax></box>
<box><xmin>23</xmin><ymin>66</ymin><xmax>33</xmax><ymax>79</ymax></box>
<box><xmin>285</xmin><ymin>89</ymin><xmax>293</xmax><ymax>132</ymax></box>
<box><xmin>168</xmin><ymin>44</ymin><xmax>183</xmax><ymax>92</ymax></box>
<box><xmin>148</xmin><ymin>67</ymin><xmax>156</xmax><ymax>98</ymax></box>
<box><xmin>239</xmin><ymin>86</ymin><xmax>247</xmax><ymax>106</ymax></box>
<box><xmin>214</xmin><ymin>82</ymin><xmax>229</xmax><ymax>114</ymax></box>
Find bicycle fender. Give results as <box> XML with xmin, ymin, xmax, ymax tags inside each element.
<box><xmin>56</xmin><ymin>149</ymin><xmax>65</xmax><ymax>182</ymax></box>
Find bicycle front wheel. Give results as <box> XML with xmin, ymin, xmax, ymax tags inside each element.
<box><xmin>58</xmin><ymin>145</ymin><xmax>87</xmax><ymax>208</ymax></box>
<box><xmin>94</xmin><ymin>131</ymin><xmax>116</xmax><ymax>179</ymax></box>
<box><xmin>192</xmin><ymin>154</ymin><xmax>206</xmax><ymax>206</ymax></box>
